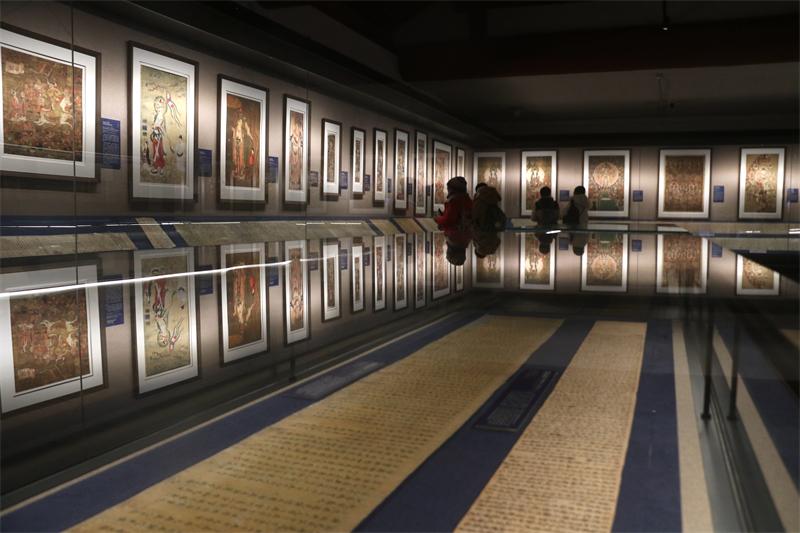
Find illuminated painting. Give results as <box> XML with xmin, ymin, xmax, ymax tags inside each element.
<box><xmin>581</xmin><ymin>224</ymin><xmax>628</xmax><ymax>292</ymax></box>
<box><xmin>736</xmin><ymin>255</ymin><xmax>779</xmax><ymax>296</ymax></box>
<box><xmin>134</xmin><ymin>249</ymin><xmax>197</xmax><ymax>394</ymax></box>
<box><xmin>658</xmin><ymin>149</ymin><xmax>710</xmax><ymax>218</ymax></box>
<box><xmin>219</xmin><ymin>77</ymin><xmax>267</xmax><ymax>202</ymax></box>
<box><xmin>473</xmin><ymin>233</ymin><xmax>504</xmax><ymax>289</ymax></box>
<box><xmin>520</xmin><ymin>233</ymin><xmax>555</xmax><ymax>290</ymax></box>
<box><xmin>221</xmin><ymin>243</ymin><xmax>267</xmax><ymax>363</ymax></box>
<box><xmin>432</xmin><ymin>231</ymin><xmax>451</xmax><ymax>299</ymax></box>
<box><xmin>433</xmin><ymin>141</ymin><xmax>452</xmax><ymax>212</ymax></box>
<box><xmin>322</xmin><ymin>242</ymin><xmax>340</xmax><ymax>321</ymax></box>
<box><xmin>352</xmin><ymin>127</ymin><xmax>365</xmax><ymax>194</ymax></box>
<box><xmin>416</xmin><ymin>131</ymin><xmax>428</xmax><ymax>215</ymax></box>
<box><xmin>284</xmin><ymin>240</ymin><xmax>309</xmax><ymax>343</ymax></box>
<box><xmin>521</xmin><ymin>151</ymin><xmax>557</xmax><ymax>216</ymax></box>
<box><xmin>352</xmin><ymin>243</ymin><xmax>364</xmax><ymax>313</ymax></box>
<box><xmin>374</xmin><ymin>129</ymin><xmax>387</xmax><ymax>201</ymax></box>
<box><xmin>474</xmin><ymin>152</ymin><xmax>506</xmax><ymax>211</ymax></box>
<box><xmin>395</xmin><ymin>129</ymin><xmax>409</xmax><ymax>209</ymax></box>
<box><xmin>1</xmin><ymin>28</ymin><xmax>98</xmax><ymax>180</ymax></box>
<box><xmin>0</xmin><ymin>265</ymin><xmax>103</xmax><ymax>413</ymax></box>
<box><xmin>656</xmin><ymin>229</ymin><xmax>707</xmax><ymax>294</ymax></box>
<box><xmin>374</xmin><ymin>236</ymin><xmax>386</xmax><ymax>311</ymax></box>
<box><xmin>284</xmin><ymin>96</ymin><xmax>309</xmax><ymax>203</ymax></box>
<box><xmin>322</xmin><ymin>120</ymin><xmax>341</xmax><ymax>195</ymax></box>
<box><xmin>457</xmin><ymin>148</ymin><xmax>466</xmax><ymax>176</ymax></box>
<box><xmin>584</xmin><ymin>150</ymin><xmax>630</xmax><ymax>217</ymax></box>
<box><xmin>415</xmin><ymin>233</ymin><xmax>426</xmax><ymax>307</ymax></box>
<box><xmin>739</xmin><ymin>148</ymin><xmax>785</xmax><ymax>219</ymax></box>
<box><xmin>394</xmin><ymin>234</ymin><xmax>407</xmax><ymax>310</ymax></box>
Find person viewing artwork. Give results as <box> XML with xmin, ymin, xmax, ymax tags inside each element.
<box><xmin>531</xmin><ymin>186</ymin><xmax>560</xmax><ymax>226</ymax></box>
<box><xmin>435</xmin><ymin>177</ymin><xmax>473</xmax><ymax>231</ymax></box>
<box><xmin>563</xmin><ymin>185</ymin><xmax>590</xmax><ymax>226</ymax></box>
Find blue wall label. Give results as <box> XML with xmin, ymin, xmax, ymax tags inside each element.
<box><xmin>632</xmin><ymin>190</ymin><xmax>643</xmax><ymax>202</ymax></box>
<box><xmin>308</xmin><ymin>252</ymin><xmax>319</xmax><ymax>271</ymax></box>
<box><xmin>268</xmin><ymin>257</ymin><xmax>280</xmax><ymax>286</ymax></box>
<box><xmin>309</xmin><ymin>171</ymin><xmax>319</xmax><ymax>187</ymax></box>
<box><xmin>387</xmin><ymin>244</ymin><xmax>392</xmax><ymax>261</ymax></box>
<box><xmin>198</xmin><ymin>265</ymin><xmax>213</xmax><ymax>295</ymax></box>
<box><xmin>340</xmin><ymin>249</ymin><xmax>348</xmax><ymax>270</ymax></box>
<box><xmin>711</xmin><ymin>243</ymin><xmax>723</xmax><ymax>258</ymax></box>
<box><xmin>631</xmin><ymin>239</ymin><xmax>642</xmax><ymax>252</ymax></box>
<box><xmin>558</xmin><ymin>237</ymin><xmax>569</xmax><ymax>251</ymax></box>
<box><xmin>788</xmin><ymin>188</ymin><xmax>799</xmax><ymax>202</ymax></box>
<box><xmin>103</xmin><ymin>275</ymin><xmax>124</xmax><ymax>327</ymax></box>
<box><xmin>713</xmin><ymin>185</ymin><xmax>724</xmax><ymax>203</ymax></box>
<box><xmin>364</xmin><ymin>174</ymin><xmax>371</xmax><ymax>191</ymax></box>
<box><xmin>559</xmin><ymin>190</ymin><xmax>570</xmax><ymax>202</ymax></box>
<box><xmin>426</xmin><ymin>185</ymin><xmax>431</xmax><ymax>197</ymax></box>
<box><xmin>268</xmin><ymin>156</ymin><xmax>279</xmax><ymax>184</ymax></box>
<box><xmin>407</xmin><ymin>182</ymin><xmax>413</xmax><ymax>196</ymax></box>
<box><xmin>388</xmin><ymin>179</ymin><xmax>392</xmax><ymax>193</ymax></box>
<box><xmin>364</xmin><ymin>247</ymin><xmax>371</xmax><ymax>266</ymax></box>
<box><xmin>340</xmin><ymin>171</ymin><xmax>348</xmax><ymax>189</ymax></box>
<box><xmin>198</xmin><ymin>149</ymin><xmax>212</xmax><ymax>178</ymax></box>
<box><xmin>407</xmin><ymin>242</ymin><xmax>413</xmax><ymax>256</ymax></box>
<box><xmin>101</xmin><ymin>118</ymin><xmax>121</xmax><ymax>170</ymax></box>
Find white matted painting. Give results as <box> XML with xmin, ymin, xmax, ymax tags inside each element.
<box><xmin>457</xmin><ymin>148</ymin><xmax>466</xmax><ymax>177</ymax></box>
<box><xmin>474</xmin><ymin>152</ymin><xmax>506</xmax><ymax>212</ymax></box>
<box><xmin>0</xmin><ymin>265</ymin><xmax>103</xmax><ymax>413</ymax></box>
<box><xmin>351</xmin><ymin>127</ymin><xmax>365</xmax><ymax>195</ymax></box>
<box><xmin>394</xmin><ymin>233</ymin><xmax>407</xmax><ymax>310</ymax></box>
<box><xmin>414</xmin><ymin>233</ymin><xmax>427</xmax><ymax>307</ymax></box>
<box><xmin>373</xmin><ymin>236</ymin><xmax>386</xmax><ymax>311</ymax></box>
<box><xmin>432</xmin><ymin>141</ymin><xmax>452</xmax><ymax>213</ymax></box>
<box><xmin>220</xmin><ymin>242</ymin><xmax>268</xmax><ymax>363</ymax></box>
<box><xmin>431</xmin><ymin>231</ymin><xmax>451</xmax><ymax>299</ymax></box>
<box><xmin>284</xmin><ymin>95</ymin><xmax>309</xmax><ymax>203</ymax></box>
<box><xmin>455</xmin><ymin>264</ymin><xmax>464</xmax><ymax>292</ymax></box>
<box><xmin>415</xmin><ymin>131</ymin><xmax>428</xmax><ymax>215</ymax></box>
<box><xmin>473</xmin><ymin>232</ymin><xmax>504</xmax><ymax>289</ymax></box>
<box><xmin>374</xmin><ymin>128</ymin><xmax>388</xmax><ymax>203</ymax></box>
<box><xmin>656</xmin><ymin>227</ymin><xmax>707</xmax><ymax>294</ymax></box>
<box><xmin>394</xmin><ymin>129</ymin><xmax>409</xmax><ymax>209</ymax></box>
<box><xmin>736</xmin><ymin>255</ymin><xmax>780</xmax><ymax>296</ymax></box>
<box><xmin>322</xmin><ymin>119</ymin><xmax>341</xmax><ymax>196</ymax></box>
<box><xmin>322</xmin><ymin>241</ymin><xmax>341</xmax><ymax>321</ymax></box>
<box><xmin>521</xmin><ymin>151</ymin><xmax>557</xmax><ymax>217</ymax></box>
<box><xmin>284</xmin><ymin>240</ymin><xmax>309</xmax><ymax>343</ymax></box>
<box><xmin>581</xmin><ymin>224</ymin><xmax>628</xmax><ymax>292</ymax></box>
<box><xmin>519</xmin><ymin>233</ymin><xmax>555</xmax><ymax>290</ymax></box>
<box><xmin>658</xmin><ymin>149</ymin><xmax>711</xmax><ymax>219</ymax></box>
<box><xmin>584</xmin><ymin>150</ymin><xmax>630</xmax><ymax>218</ymax></box>
<box><xmin>351</xmin><ymin>243</ymin><xmax>365</xmax><ymax>313</ymax></box>
<box><xmin>739</xmin><ymin>147</ymin><xmax>785</xmax><ymax>220</ymax></box>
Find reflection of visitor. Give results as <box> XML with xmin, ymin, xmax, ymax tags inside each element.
<box><xmin>569</xmin><ymin>230</ymin><xmax>590</xmax><ymax>256</ymax></box>
<box><xmin>473</xmin><ymin>231</ymin><xmax>501</xmax><ymax>258</ymax></box>
<box><xmin>435</xmin><ymin>177</ymin><xmax>473</xmax><ymax>231</ymax></box>
<box><xmin>532</xmin><ymin>187</ymin><xmax>560</xmax><ymax>226</ymax></box>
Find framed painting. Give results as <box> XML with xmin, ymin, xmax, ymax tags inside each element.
<box><xmin>457</xmin><ymin>148</ymin><xmax>466</xmax><ymax>177</ymax></box>
<box><xmin>373</xmin><ymin>236</ymin><xmax>386</xmax><ymax>311</ymax></box>
<box><xmin>351</xmin><ymin>127</ymin><xmax>366</xmax><ymax>195</ymax></box>
<box><xmin>584</xmin><ymin>150</ymin><xmax>630</xmax><ymax>218</ymax></box>
<box><xmin>322</xmin><ymin>241</ymin><xmax>342</xmax><ymax>321</ymax></box>
<box><xmin>394</xmin><ymin>129</ymin><xmax>409</xmax><ymax>209</ymax></box>
<box><xmin>414</xmin><ymin>233</ymin><xmax>427</xmax><ymax>308</ymax></box>
<box><xmin>521</xmin><ymin>151</ymin><xmax>557</xmax><ymax>217</ymax></box>
<box><xmin>130</xmin><ymin>43</ymin><xmax>197</xmax><ymax>201</ymax></box>
<box><xmin>220</xmin><ymin>242</ymin><xmax>268</xmax><ymax>364</ymax></box>
<box><xmin>474</xmin><ymin>152</ymin><xmax>506</xmax><ymax>211</ymax></box>
<box><xmin>519</xmin><ymin>233</ymin><xmax>555</xmax><ymax>290</ymax></box>
<box><xmin>283</xmin><ymin>95</ymin><xmax>309</xmax><ymax>204</ymax></box>
<box><xmin>0</xmin><ymin>265</ymin><xmax>104</xmax><ymax>413</ymax></box>
<box><xmin>218</xmin><ymin>76</ymin><xmax>268</xmax><ymax>203</ymax></box>
<box><xmin>134</xmin><ymin>248</ymin><xmax>198</xmax><ymax>394</ymax></box>
<box><xmin>284</xmin><ymin>240</ymin><xmax>309</xmax><ymax>344</ymax></box>
<box><xmin>736</xmin><ymin>255</ymin><xmax>779</xmax><ymax>296</ymax></box>
<box><xmin>432</xmin><ymin>141</ymin><xmax>452</xmax><ymax>213</ymax></box>
<box><xmin>373</xmin><ymin>128</ymin><xmax>388</xmax><ymax>203</ymax></box>
<box><xmin>473</xmin><ymin>232</ymin><xmax>504</xmax><ymax>289</ymax></box>
<box><xmin>581</xmin><ymin>224</ymin><xmax>628</xmax><ymax>292</ymax></box>
<box><xmin>455</xmin><ymin>264</ymin><xmax>465</xmax><ymax>292</ymax></box>
<box><xmin>431</xmin><ymin>231</ymin><xmax>451</xmax><ymax>299</ymax></box>
<box><xmin>0</xmin><ymin>26</ymin><xmax>99</xmax><ymax>181</ymax></box>
<box><xmin>322</xmin><ymin>119</ymin><xmax>341</xmax><ymax>196</ymax></box>
<box><xmin>394</xmin><ymin>233</ymin><xmax>408</xmax><ymax>310</ymax></box>
<box><xmin>415</xmin><ymin>131</ymin><xmax>428</xmax><ymax>215</ymax></box>
<box><xmin>656</xmin><ymin>228</ymin><xmax>707</xmax><ymax>294</ymax></box>
<box><xmin>658</xmin><ymin>149</ymin><xmax>711</xmax><ymax>219</ymax></box>
<box><xmin>351</xmin><ymin>242</ymin><xmax>365</xmax><ymax>313</ymax></box>
<box><xmin>739</xmin><ymin>148</ymin><xmax>785</xmax><ymax>220</ymax></box>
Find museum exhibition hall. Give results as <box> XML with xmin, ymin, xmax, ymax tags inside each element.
<box><xmin>0</xmin><ymin>1</ymin><xmax>797</xmax><ymax>532</ymax></box>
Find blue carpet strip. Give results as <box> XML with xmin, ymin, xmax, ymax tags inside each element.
<box><xmin>0</xmin><ymin>310</ymin><xmax>483</xmax><ymax>533</ymax></box>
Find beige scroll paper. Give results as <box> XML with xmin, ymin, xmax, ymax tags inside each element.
<box><xmin>0</xmin><ymin>233</ymin><xmax>136</xmax><ymax>259</ymax></box>
<box><xmin>135</xmin><ymin>217</ymin><xmax>175</xmax><ymax>249</ymax></box>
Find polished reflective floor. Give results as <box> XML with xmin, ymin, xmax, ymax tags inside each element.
<box><xmin>1</xmin><ymin>221</ymin><xmax>797</xmax><ymax>532</ymax></box>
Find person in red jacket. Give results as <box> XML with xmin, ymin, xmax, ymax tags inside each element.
<box><xmin>435</xmin><ymin>177</ymin><xmax>473</xmax><ymax>265</ymax></box>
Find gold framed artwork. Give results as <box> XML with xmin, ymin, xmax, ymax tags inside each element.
<box><xmin>432</xmin><ymin>141</ymin><xmax>452</xmax><ymax>213</ymax></box>
<box><xmin>218</xmin><ymin>76</ymin><xmax>268</xmax><ymax>203</ymax></box>
<box><xmin>394</xmin><ymin>129</ymin><xmax>409</xmax><ymax>210</ymax></box>
<box><xmin>321</xmin><ymin>241</ymin><xmax>342</xmax><ymax>322</ymax></box>
<box><xmin>414</xmin><ymin>233</ymin><xmax>427</xmax><ymax>308</ymax></box>
<box><xmin>474</xmin><ymin>152</ymin><xmax>506</xmax><ymax>212</ymax></box>
<box><xmin>473</xmin><ymin>232</ymin><xmax>504</xmax><ymax>289</ymax></box>
<box><xmin>521</xmin><ymin>151</ymin><xmax>557</xmax><ymax>217</ymax></box>
<box><xmin>736</xmin><ymin>255</ymin><xmax>779</xmax><ymax>296</ymax></box>
<box><xmin>658</xmin><ymin>149</ymin><xmax>711</xmax><ymax>219</ymax></box>
<box><xmin>519</xmin><ymin>233</ymin><xmax>555</xmax><ymax>290</ymax></box>
<box><xmin>431</xmin><ymin>231</ymin><xmax>451</xmax><ymax>300</ymax></box>
<box><xmin>457</xmin><ymin>148</ymin><xmax>466</xmax><ymax>177</ymax></box>
<box><xmin>220</xmin><ymin>243</ymin><xmax>268</xmax><ymax>364</ymax></box>
<box><xmin>322</xmin><ymin>119</ymin><xmax>341</xmax><ymax>196</ymax></box>
<box><xmin>130</xmin><ymin>43</ymin><xmax>197</xmax><ymax>201</ymax></box>
<box><xmin>284</xmin><ymin>240</ymin><xmax>309</xmax><ymax>344</ymax></box>
<box><xmin>394</xmin><ymin>234</ymin><xmax>407</xmax><ymax>310</ymax></box>
<box><xmin>656</xmin><ymin>228</ymin><xmax>707</xmax><ymax>294</ymax></box>
<box><xmin>583</xmin><ymin>150</ymin><xmax>630</xmax><ymax>218</ymax></box>
<box><xmin>283</xmin><ymin>95</ymin><xmax>309</xmax><ymax>204</ymax></box>
<box><xmin>373</xmin><ymin>128</ymin><xmax>388</xmax><ymax>203</ymax></box>
<box><xmin>373</xmin><ymin>236</ymin><xmax>386</xmax><ymax>311</ymax></box>
<box><xmin>1</xmin><ymin>26</ymin><xmax>100</xmax><ymax>181</ymax></box>
<box><xmin>415</xmin><ymin>131</ymin><xmax>428</xmax><ymax>215</ymax></box>
<box><xmin>738</xmin><ymin>148</ymin><xmax>785</xmax><ymax>220</ymax></box>
<box><xmin>351</xmin><ymin>127</ymin><xmax>366</xmax><ymax>195</ymax></box>
<box><xmin>351</xmin><ymin>242</ymin><xmax>365</xmax><ymax>313</ymax></box>
<box><xmin>134</xmin><ymin>249</ymin><xmax>198</xmax><ymax>394</ymax></box>
<box><xmin>0</xmin><ymin>265</ymin><xmax>104</xmax><ymax>413</ymax></box>
<box><xmin>581</xmin><ymin>224</ymin><xmax>628</xmax><ymax>292</ymax></box>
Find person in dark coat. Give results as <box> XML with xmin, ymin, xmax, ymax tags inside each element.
<box><xmin>531</xmin><ymin>186</ymin><xmax>560</xmax><ymax>226</ymax></box>
<box><xmin>436</xmin><ymin>177</ymin><xmax>473</xmax><ymax>263</ymax></box>
<box><xmin>472</xmin><ymin>182</ymin><xmax>503</xmax><ymax>231</ymax></box>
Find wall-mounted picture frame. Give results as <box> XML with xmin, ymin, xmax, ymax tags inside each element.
<box><xmin>738</xmin><ymin>147</ymin><xmax>785</xmax><ymax>220</ymax></box>
<box><xmin>0</xmin><ymin>26</ymin><xmax>100</xmax><ymax>182</ymax></box>
<box><xmin>284</xmin><ymin>240</ymin><xmax>309</xmax><ymax>344</ymax></box>
<box><xmin>394</xmin><ymin>129</ymin><xmax>409</xmax><ymax>210</ymax></box>
<box><xmin>130</xmin><ymin>43</ymin><xmax>197</xmax><ymax>201</ymax></box>
<box><xmin>351</xmin><ymin>127</ymin><xmax>366</xmax><ymax>195</ymax></box>
<box><xmin>415</xmin><ymin>131</ymin><xmax>428</xmax><ymax>215</ymax></box>
<box><xmin>582</xmin><ymin>224</ymin><xmax>629</xmax><ymax>292</ymax></box>
<box><xmin>431</xmin><ymin>231</ymin><xmax>451</xmax><ymax>300</ymax></box>
<box><xmin>584</xmin><ymin>150</ymin><xmax>630</xmax><ymax>218</ymax></box>
<box><xmin>322</xmin><ymin>119</ymin><xmax>341</xmax><ymax>196</ymax></box>
<box><xmin>519</xmin><ymin>233</ymin><xmax>555</xmax><ymax>290</ymax></box>
<box><xmin>0</xmin><ymin>265</ymin><xmax>104</xmax><ymax>413</ymax></box>
<box><xmin>283</xmin><ymin>95</ymin><xmax>309</xmax><ymax>204</ymax></box>
<box><xmin>218</xmin><ymin>76</ymin><xmax>268</xmax><ymax>203</ymax></box>
<box><xmin>351</xmin><ymin>242</ymin><xmax>365</xmax><ymax>313</ymax></box>
<box><xmin>373</xmin><ymin>128</ymin><xmax>388</xmax><ymax>203</ymax></box>
<box><xmin>474</xmin><ymin>152</ymin><xmax>506</xmax><ymax>212</ymax></box>
<box><xmin>414</xmin><ymin>233</ymin><xmax>427</xmax><ymax>308</ymax></box>
<box><xmin>432</xmin><ymin>141</ymin><xmax>452</xmax><ymax>213</ymax></box>
<box><xmin>658</xmin><ymin>149</ymin><xmax>711</xmax><ymax>219</ymax></box>
<box><xmin>521</xmin><ymin>151</ymin><xmax>557</xmax><ymax>217</ymax></box>
<box><xmin>394</xmin><ymin>233</ymin><xmax>408</xmax><ymax>310</ymax></box>
<box><xmin>656</xmin><ymin>227</ymin><xmax>707</xmax><ymax>294</ymax></box>
<box><xmin>736</xmin><ymin>255</ymin><xmax>779</xmax><ymax>296</ymax></box>
<box><xmin>456</xmin><ymin>148</ymin><xmax>466</xmax><ymax>177</ymax></box>
<box><xmin>220</xmin><ymin>242</ymin><xmax>268</xmax><ymax>364</ymax></box>
<box><xmin>455</xmin><ymin>264</ymin><xmax>464</xmax><ymax>292</ymax></box>
<box><xmin>134</xmin><ymin>248</ymin><xmax>198</xmax><ymax>394</ymax></box>
<box><xmin>321</xmin><ymin>241</ymin><xmax>342</xmax><ymax>321</ymax></box>
<box><xmin>373</xmin><ymin>236</ymin><xmax>386</xmax><ymax>311</ymax></box>
<box><xmin>473</xmin><ymin>232</ymin><xmax>505</xmax><ymax>289</ymax></box>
